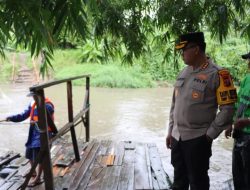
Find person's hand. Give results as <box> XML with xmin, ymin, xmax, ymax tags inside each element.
<box><xmin>166</xmin><ymin>134</ymin><xmax>172</xmax><ymax>149</ymax></box>
<box><xmin>234</xmin><ymin>118</ymin><xmax>250</xmax><ymax>130</ymax></box>
<box><xmin>5</xmin><ymin>117</ymin><xmax>10</xmax><ymax>122</ymax></box>
<box><xmin>225</xmin><ymin>126</ymin><xmax>232</xmax><ymax>139</ymax></box>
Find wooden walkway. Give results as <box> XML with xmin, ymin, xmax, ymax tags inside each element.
<box><xmin>0</xmin><ymin>140</ymin><xmax>171</xmax><ymax>190</ymax></box>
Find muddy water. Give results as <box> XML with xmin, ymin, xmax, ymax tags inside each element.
<box><xmin>0</xmin><ymin>84</ymin><xmax>234</xmax><ymax>189</ymax></box>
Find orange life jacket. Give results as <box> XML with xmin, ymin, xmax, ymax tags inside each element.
<box><xmin>30</xmin><ymin>98</ymin><xmax>54</xmax><ymax>132</ymax></box>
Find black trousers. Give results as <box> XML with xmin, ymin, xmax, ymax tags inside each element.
<box><xmin>233</xmin><ymin>135</ymin><xmax>250</xmax><ymax>190</ymax></box>
<box><xmin>171</xmin><ymin>135</ymin><xmax>212</xmax><ymax>190</ymax></box>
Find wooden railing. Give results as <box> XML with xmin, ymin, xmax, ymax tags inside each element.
<box><xmin>20</xmin><ymin>75</ymin><xmax>90</xmax><ymax>190</ymax></box>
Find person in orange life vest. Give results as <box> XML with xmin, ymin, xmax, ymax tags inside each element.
<box><xmin>6</xmin><ymin>92</ymin><xmax>54</xmax><ymax>187</ymax></box>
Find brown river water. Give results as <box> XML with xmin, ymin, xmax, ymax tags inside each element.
<box><xmin>0</xmin><ymin>83</ymin><xmax>234</xmax><ymax>189</ymax></box>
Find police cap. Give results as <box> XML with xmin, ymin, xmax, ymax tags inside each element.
<box><xmin>175</xmin><ymin>32</ymin><xmax>205</xmax><ymax>50</ymax></box>
<box><xmin>241</xmin><ymin>52</ymin><xmax>250</xmax><ymax>60</ymax></box>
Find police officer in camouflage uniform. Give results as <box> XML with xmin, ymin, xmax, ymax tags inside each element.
<box><xmin>225</xmin><ymin>52</ymin><xmax>250</xmax><ymax>190</ymax></box>
<box><xmin>166</xmin><ymin>32</ymin><xmax>237</xmax><ymax>190</ymax></box>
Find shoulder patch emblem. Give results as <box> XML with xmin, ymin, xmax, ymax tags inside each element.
<box><xmin>192</xmin><ymin>91</ymin><xmax>200</xmax><ymax>99</ymax></box>
<box><xmin>216</xmin><ymin>69</ymin><xmax>237</xmax><ymax>105</ymax></box>
<box><xmin>219</xmin><ymin>70</ymin><xmax>232</xmax><ymax>87</ymax></box>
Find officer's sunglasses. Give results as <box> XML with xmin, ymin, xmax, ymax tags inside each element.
<box><xmin>180</xmin><ymin>44</ymin><xmax>197</xmax><ymax>54</ymax></box>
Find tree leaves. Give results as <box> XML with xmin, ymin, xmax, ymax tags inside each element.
<box><xmin>0</xmin><ymin>0</ymin><xmax>249</xmax><ymax>76</ymax></box>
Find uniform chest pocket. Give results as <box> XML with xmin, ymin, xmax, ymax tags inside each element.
<box><xmin>174</xmin><ymin>80</ymin><xmax>184</xmax><ymax>98</ymax></box>
<box><xmin>191</xmin><ymin>82</ymin><xmax>207</xmax><ymax>102</ymax></box>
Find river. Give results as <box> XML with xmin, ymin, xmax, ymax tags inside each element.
<box><xmin>0</xmin><ymin>83</ymin><xmax>234</xmax><ymax>189</ymax></box>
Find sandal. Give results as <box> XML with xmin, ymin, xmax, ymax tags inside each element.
<box><xmin>27</xmin><ymin>179</ymin><xmax>44</xmax><ymax>187</ymax></box>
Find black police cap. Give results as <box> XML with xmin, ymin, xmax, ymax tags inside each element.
<box><xmin>175</xmin><ymin>32</ymin><xmax>205</xmax><ymax>50</ymax></box>
<box><xmin>241</xmin><ymin>52</ymin><xmax>250</xmax><ymax>60</ymax></box>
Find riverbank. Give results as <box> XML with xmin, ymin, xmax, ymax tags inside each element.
<box><xmin>0</xmin><ymin>49</ymin><xmax>176</xmax><ymax>88</ymax></box>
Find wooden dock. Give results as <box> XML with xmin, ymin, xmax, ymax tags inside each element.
<box><xmin>0</xmin><ymin>140</ymin><xmax>171</xmax><ymax>190</ymax></box>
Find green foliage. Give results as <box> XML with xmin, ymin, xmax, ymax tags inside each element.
<box><xmin>0</xmin><ymin>0</ymin><xmax>88</xmax><ymax>74</ymax></box>
<box><xmin>206</xmin><ymin>34</ymin><xmax>249</xmax><ymax>83</ymax></box>
<box><xmin>52</xmin><ymin>50</ymin><xmax>155</xmax><ymax>88</ymax></box>
<box><xmin>78</xmin><ymin>40</ymin><xmax>105</xmax><ymax>64</ymax></box>
<box><xmin>156</xmin><ymin>0</ymin><xmax>203</xmax><ymax>35</ymax></box>
<box><xmin>0</xmin><ymin>52</ymin><xmax>21</xmax><ymax>81</ymax></box>
<box><xmin>54</xmin><ymin>63</ymin><xmax>155</xmax><ymax>88</ymax></box>
<box><xmin>0</xmin><ymin>0</ymin><xmax>249</xmax><ymax>77</ymax></box>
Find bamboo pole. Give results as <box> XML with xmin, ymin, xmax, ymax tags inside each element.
<box><xmin>11</xmin><ymin>53</ymin><xmax>16</xmax><ymax>82</ymax></box>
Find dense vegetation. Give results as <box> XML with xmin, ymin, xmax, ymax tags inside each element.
<box><xmin>0</xmin><ymin>32</ymin><xmax>248</xmax><ymax>88</ymax></box>
<box><xmin>0</xmin><ymin>0</ymin><xmax>249</xmax><ymax>75</ymax></box>
<box><xmin>0</xmin><ymin>1</ymin><xmax>249</xmax><ymax>87</ymax></box>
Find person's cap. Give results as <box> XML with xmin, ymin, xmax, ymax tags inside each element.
<box><xmin>241</xmin><ymin>52</ymin><xmax>250</xmax><ymax>60</ymax></box>
<box><xmin>175</xmin><ymin>32</ymin><xmax>205</xmax><ymax>50</ymax></box>
<box><xmin>27</xmin><ymin>91</ymin><xmax>36</xmax><ymax>97</ymax></box>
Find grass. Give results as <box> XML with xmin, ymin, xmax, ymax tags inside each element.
<box><xmin>52</xmin><ymin>50</ymin><xmax>155</xmax><ymax>88</ymax></box>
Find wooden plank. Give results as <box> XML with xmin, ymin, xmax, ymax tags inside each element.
<box><xmin>55</xmin><ymin>154</ymin><xmax>74</xmax><ymax>167</ymax></box>
<box><xmin>113</xmin><ymin>142</ymin><xmax>125</xmax><ymax>166</ymax></box>
<box><xmin>118</xmin><ymin>149</ymin><xmax>135</xmax><ymax>190</ymax></box>
<box><xmin>100</xmin><ymin>155</ymin><xmax>108</xmax><ymax>166</ymax></box>
<box><xmin>59</xmin><ymin>166</ymin><xmax>70</xmax><ymax>177</ymax></box>
<box><xmin>152</xmin><ymin>172</ymin><xmax>160</xmax><ymax>190</ymax></box>
<box><xmin>98</xmin><ymin>140</ymin><xmax>111</xmax><ymax>156</ymax></box>
<box><xmin>124</xmin><ymin>141</ymin><xmax>135</xmax><ymax>150</ymax></box>
<box><xmin>8</xmin><ymin>182</ymin><xmax>23</xmax><ymax>190</ymax></box>
<box><xmin>17</xmin><ymin>163</ymin><xmax>30</xmax><ymax>177</ymax></box>
<box><xmin>79</xmin><ymin>142</ymin><xmax>88</xmax><ymax>156</ymax></box>
<box><xmin>134</xmin><ymin>143</ymin><xmax>151</xmax><ymax>189</ymax></box>
<box><xmin>68</xmin><ymin>141</ymin><xmax>100</xmax><ymax>190</ymax></box>
<box><xmin>30</xmin><ymin>75</ymin><xmax>90</xmax><ymax>91</ymax></box>
<box><xmin>145</xmin><ymin>143</ymin><xmax>153</xmax><ymax>188</ymax></box>
<box><xmin>53</xmin><ymin>166</ymin><xmax>62</xmax><ymax>177</ymax></box>
<box><xmin>0</xmin><ymin>153</ymin><xmax>20</xmax><ymax>167</ymax></box>
<box><xmin>86</xmin><ymin>167</ymin><xmax>107</xmax><ymax>190</ymax></box>
<box><xmin>0</xmin><ymin>182</ymin><xmax>14</xmax><ymax>190</ymax></box>
<box><xmin>148</xmin><ymin>143</ymin><xmax>171</xmax><ymax>189</ymax></box>
<box><xmin>50</xmin><ymin>145</ymin><xmax>62</xmax><ymax>159</ymax></box>
<box><xmin>4</xmin><ymin>170</ymin><xmax>18</xmax><ymax>181</ymax></box>
<box><xmin>0</xmin><ymin>141</ymin><xmax>171</xmax><ymax>190</ymax></box>
<box><xmin>106</xmin><ymin>155</ymin><xmax>115</xmax><ymax>166</ymax></box>
<box><xmin>99</xmin><ymin>166</ymin><xmax>121</xmax><ymax>190</ymax></box>
<box><xmin>8</xmin><ymin>156</ymin><xmax>27</xmax><ymax>168</ymax></box>
<box><xmin>0</xmin><ymin>168</ymin><xmax>16</xmax><ymax>178</ymax></box>
<box><xmin>59</xmin><ymin>160</ymin><xmax>82</xmax><ymax>189</ymax></box>
<box><xmin>54</xmin><ymin>176</ymin><xmax>65</xmax><ymax>190</ymax></box>
<box><xmin>77</xmin><ymin>162</ymin><xmax>95</xmax><ymax>190</ymax></box>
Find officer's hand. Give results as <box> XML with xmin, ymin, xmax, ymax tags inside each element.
<box><xmin>224</xmin><ymin>126</ymin><xmax>232</xmax><ymax>139</ymax></box>
<box><xmin>234</xmin><ymin>118</ymin><xmax>250</xmax><ymax>130</ymax></box>
<box><xmin>166</xmin><ymin>134</ymin><xmax>172</xmax><ymax>149</ymax></box>
<box><xmin>5</xmin><ymin>117</ymin><xmax>10</xmax><ymax>122</ymax></box>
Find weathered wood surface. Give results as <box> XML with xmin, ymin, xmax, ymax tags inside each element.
<box><xmin>0</xmin><ymin>140</ymin><xmax>171</xmax><ymax>190</ymax></box>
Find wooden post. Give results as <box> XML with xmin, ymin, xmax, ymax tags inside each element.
<box><xmin>35</xmin><ymin>90</ymin><xmax>54</xmax><ymax>190</ymax></box>
<box><xmin>67</xmin><ymin>81</ymin><xmax>80</xmax><ymax>161</ymax></box>
<box><xmin>85</xmin><ymin>77</ymin><xmax>90</xmax><ymax>142</ymax></box>
<box><xmin>11</xmin><ymin>53</ymin><xmax>16</xmax><ymax>82</ymax></box>
<box><xmin>32</xmin><ymin>56</ymin><xmax>40</xmax><ymax>83</ymax></box>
